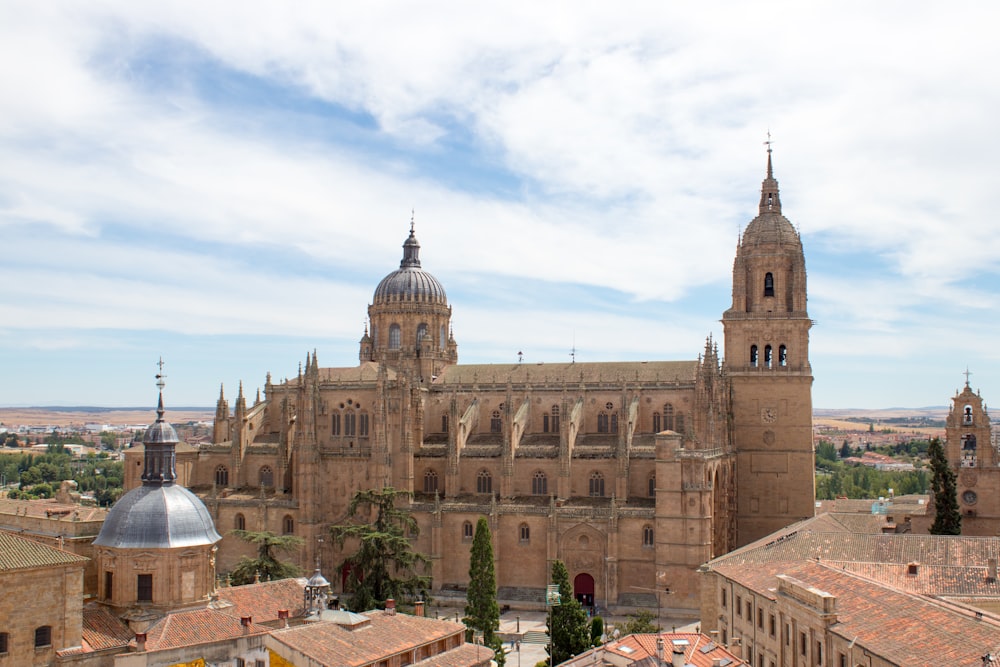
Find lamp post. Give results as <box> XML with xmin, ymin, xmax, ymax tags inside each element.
<box><xmin>546</xmin><ymin>583</ymin><xmax>561</xmax><ymax>665</ymax></box>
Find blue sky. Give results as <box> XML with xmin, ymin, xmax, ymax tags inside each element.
<box><xmin>2</xmin><ymin>2</ymin><xmax>1000</xmax><ymax>409</ymax></box>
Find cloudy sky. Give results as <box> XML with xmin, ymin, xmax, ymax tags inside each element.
<box><xmin>2</xmin><ymin>2</ymin><xmax>999</xmax><ymax>410</ymax></box>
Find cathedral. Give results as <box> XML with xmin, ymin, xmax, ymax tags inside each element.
<box><xmin>125</xmin><ymin>150</ymin><xmax>816</xmax><ymax>614</ymax></box>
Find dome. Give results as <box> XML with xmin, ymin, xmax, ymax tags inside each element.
<box><xmin>93</xmin><ymin>483</ymin><xmax>221</xmax><ymax>549</ymax></box>
<box><xmin>741</xmin><ymin>211</ymin><xmax>801</xmax><ymax>248</ymax></box>
<box><xmin>373</xmin><ymin>225</ymin><xmax>447</xmax><ymax>306</ymax></box>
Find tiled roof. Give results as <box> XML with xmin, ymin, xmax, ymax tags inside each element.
<box><xmin>413</xmin><ymin>641</ymin><xmax>491</xmax><ymax>667</ymax></box>
<box><xmin>142</xmin><ymin>608</ymin><xmax>268</xmax><ymax>651</ymax></box>
<box><xmin>270</xmin><ymin>610</ymin><xmax>467</xmax><ymax>667</ymax></box>
<box><xmin>563</xmin><ymin>633</ymin><xmax>747</xmax><ymax>667</ymax></box>
<box><xmin>435</xmin><ymin>361</ymin><xmax>699</xmax><ymax>386</ymax></box>
<box><xmin>835</xmin><ymin>562</ymin><xmax>1000</xmax><ymax>597</ymax></box>
<box><xmin>714</xmin><ymin>560</ymin><xmax>1000</xmax><ymax>666</ymax></box>
<box><xmin>0</xmin><ymin>497</ymin><xmax>108</xmax><ymax>522</ymax></box>
<box><xmin>0</xmin><ymin>530</ymin><xmax>89</xmax><ymax>571</ymax></box>
<box><xmin>81</xmin><ymin>604</ymin><xmax>133</xmax><ymax>652</ymax></box>
<box><xmin>214</xmin><ymin>577</ymin><xmax>308</xmax><ymax>623</ymax></box>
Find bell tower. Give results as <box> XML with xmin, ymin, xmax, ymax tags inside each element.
<box><xmin>722</xmin><ymin>147</ymin><xmax>815</xmax><ymax>546</ymax></box>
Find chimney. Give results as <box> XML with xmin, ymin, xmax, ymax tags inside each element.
<box><xmin>386</xmin><ymin>599</ymin><xmax>396</xmax><ymax>615</ymax></box>
<box><xmin>415</xmin><ymin>601</ymin><xmax>425</xmax><ymax>617</ymax></box>
<box><xmin>671</xmin><ymin>643</ymin><xmax>685</xmax><ymax>667</ymax></box>
<box><xmin>278</xmin><ymin>609</ymin><xmax>290</xmax><ymax>628</ymax></box>
<box><xmin>135</xmin><ymin>633</ymin><xmax>146</xmax><ymax>652</ymax></box>
<box><xmin>988</xmin><ymin>558</ymin><xmax>998</xmax><ymax>583</ymax></box>
<box><xmin>241</xmin><ymin>616</ymin><xmax>252</xmax><ymax>634</ymax></box>
<box><xmin>712</xmin><ymin>660</ymin><xmax>723</xmax><ymax>667</ymax></box>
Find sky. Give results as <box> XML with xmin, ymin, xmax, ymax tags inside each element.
<box><xmin>2</xmin><ymin>2</ymin><xmax>1000</xmax><ymax>410</ymax></box>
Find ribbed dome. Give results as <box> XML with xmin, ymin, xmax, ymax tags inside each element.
<box><xmin>93</xmin><ymin>483</ymin><xmax>222</xmax><ymax>549</ymax></box>
<box><xmin>373</xmin><ymin>225</ymin><xmax>448</xmax><ymax>305</ymax></box>
<box><xmin>742</xmin><ymin>212</ymin><xmax>801</xmax><ymax>248</ymax></box>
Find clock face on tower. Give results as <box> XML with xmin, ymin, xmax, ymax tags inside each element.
<box><xmin>761</xmin><ymin>407</ymin><xmax>777</xmax><ymax>424</ymax></box>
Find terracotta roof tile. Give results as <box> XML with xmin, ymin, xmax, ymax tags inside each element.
<box><xmin>564</xmin><ymin>633</ymin><xmax>747</xmax><ymax>667</ymax></box>
<box><xmin>435</xmin><ymin>361</ymin><xmax>699</xmax><ymax>386</ymax></box>
<box><xmin>214</xmin><ymin>577</ymin><xmax>308</xmax><ymax>623</ymax></box>
<box><xmin>142</xmin><ymin>608</ymin><xmax>268</xmax><ymax>651</ymax></box>
<box><xmin>0</xmin><ymin>529</ymin><xmax>89</xmax><ymax>571</ymax></box>
<box><xmin>81</xmin><ymin>604</ymin><xmax>133</xmax><ymax>652</ymax></box>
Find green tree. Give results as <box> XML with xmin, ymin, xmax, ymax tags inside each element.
<box><xmin>618</xmin><ymin>610</ymin><xmax>658</xmax><ymax>635</ymax></box>
<box><xmin>928</xmin><ymin>437</ymin><xmax>962</xmax><ymax>535</ymax></box>
<box><xmin>330</xmin><ymin>487</ymin><xmax>430</xmax><ymax>612</ymax></box>
<box><xmin>228</xmin><ymin>530</ymin><xmax>304</xmax><ymax>585</ymax></box>
<box><xmin>464</xmin><ymin>517</ymin><xmax>500</xmax><ymax>643</ymax></box>
<box><xmin>838</xmin><ymin>442</ymin><xmax>851</xmax><ymax>459</ymax></box>
<box><xmin>547</xmin><ymin>560</ymin><xmax>589</xmax><ymax>664</ymax></box>
<box><xmin>815</xmin><ymin>440</ymin><xmax>837</xmax><ymax>463</ymax></box>
<box><xmin>590</xmin><ymin>616</ymin><xmax>604</xmax><ymax>647</ymax></box>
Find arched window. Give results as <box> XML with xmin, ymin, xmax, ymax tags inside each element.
<box><xmin>332</xmin><ymin>412</ymin><xmax>341</xmax><ymax>436</ymax></box>
<box><xmin>283</xmin><ymin>515</ymin><xmax>294</xmax><ymax>535</ymax></box>
<box><xmin>424</xmin><ymin>470</ymin><xmax>439</xmax><ymax>494</ymax></box>
<box><xmin>589</xmin><ymin>472</ymin><xmax>605</xmax><ymax>497</ymax></box>
<box><xmin>642</xmin><ymin>525</ymin><xmax>654</xmax><ymax>547</ymax></box>
<box><xmin>610</xmin><ymin>413</ymin><xmax>618</xmax><ymax>433</ymax></box>
<box><xmin>359</xmin><ymin>412</ymin><xmax>369</xmax><ymax>437</ymax></box>
<box><xmin>964</xmin><ymin>405</ymin><xmax>974</xmax><ymax>425</ymax></box>
<box><xmin>462</xmin><ymin>521</ymin><xmax>474</xmax><ymax>540</ymax></box>
<box><xmin>490</xmin><ymin>410</ymin><xmax>502</xmax><ymax>433</ymax></box>
<box><xmin>259</xmin><ymin>466</ymin><xmax>273</xmax><ymax>488</ymax></box>
<box><xmin>648</xmin><ymin>473</ymin><xmax>656</xmax><ymax>497</ymax></box>
<box><xmin>345</xmin><ymin>411</ymin><xmax>356</xmax><ymax>436</ymax></box>
<box><xmin>750</xmin><ymin>345</ymin><xmax>758</xmax><ymax>367</ymax></box>
<box><xmin>676</xmin><ymin>414</ymin><xmax>685</xmax><ymax>434</ymax></box>
<box><xmin>235</xmin><ymin>513</ymin><xmax>246</xmax><ymax>531</ymax></box>
<box><xmin>389</xmin><ymin>324</ymin><xmax>401</xmax><ymax>349</ymax></box>
<box><xmin>764</xmin><ymin>345</ymin><xmax>773</xmax><ymax>369</ymax></box>
<box><xmin>417</xmin><ymin>322</ymin><xmax>427</xmax><ymax>350</ymax></box>
<box><xmin>477</xmin><ymin>470</ymin><xmax>493</xmax><ymax>494</ymax></box>
<box><xmin>440</xmin><ymin>325</ymin><xmax>447</xmax><ymax>350</ymax></box>
<box><xmin>371</xmin><ymin>325</ymin><xmax>378</xmax><ymax>347</ymax></box>
<box><xmin>442</xmin><ymin>414</ymin><xmax>449</xmax><ymax>433</ymax></box>
<box><xmin>519</xmin><ymin>523</ymin><xmax>530</xmax><ymax>543</ymax></box>
<box><xmin>652</xmin><ymin>412</ymin><xmax>661</xmax><ymax>433</ymax></box>
<box><xmin>764</xmin><ymin>272</ymin><xmax>774</xmax><ymax>297</ymax></box>
<box><xmin>532</xmin><ymin>471</ymin><xmax>548</xmax><ymax>496</ymax></box>
<box><xmin>597</xmin><ymin>412</ymin><xmax>609</xmax><ymax>433</ymax></box>
<box><xmin>215</xmin><ymin>465</ymin><xmax>229</xmax><ymax>487</ymax></box>
<box><xmin>543</xmin><ymin>412</ymin><xmax>551</xmax><ymax>433</ymax></box>
<box><xmin>663</xmin><ymin>404</ymin><xmax>675</xmax><ymax>431</ymax></box>
<box><xmin>779</xmin><ymin>345</ymin><xmax>787</xmax><ymax>366</ymax></box>
<box><xmin>551</xmin><ymin>406</ymin><xmax>560</xmax><ymax>431</ymax></box>
<box><xmin>34</xmin><ymin>625</ymin><xmax>52</xmax><ymax>648</ymax></box>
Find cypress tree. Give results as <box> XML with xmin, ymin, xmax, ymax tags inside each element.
<box><xmin>547</xmin><ymin>560</ymin><xmax>590</xmax><ymax>664</ymax></box>
<box><xmin>928</xmin><ymin>437</ymin><xmax>962</xmax><ymax>535</ymax></box>
<box><xmin>464</xmin><ymin>517</ymin><xmax>500</xmax><ymax>643</ymax></box>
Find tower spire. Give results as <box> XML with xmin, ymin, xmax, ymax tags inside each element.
<box><xmin>759</xmin><ymin>134</ymin><xmax>782</xmax><ymax>215</ymax></box>
<box><xmin>142</xmin><ymin>358</ymin><xmax>179</xmax><ymax>485</ymax></box>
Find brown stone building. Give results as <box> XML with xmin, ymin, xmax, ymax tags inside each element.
<box><xmin>125</xmin><ymin>151</ymin><xmax>816</xmax><ymax>615</ymax></box>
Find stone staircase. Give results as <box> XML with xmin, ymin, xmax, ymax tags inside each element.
<box><xmin>522</xmin><ymin>630</ymin><xmax>549</xmax><ymax>646</ymax></box>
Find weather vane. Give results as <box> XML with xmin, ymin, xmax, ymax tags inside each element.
<box><xmin>156</xmin><ymin>357</ymin><xmax>166</xmax><ymax>391</ymax></box>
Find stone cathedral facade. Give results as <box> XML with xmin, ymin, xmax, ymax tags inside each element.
<box><xmin>125</xmin><ymin>152</ymin><xmax>815</xmax><ymax>613</ymax></box>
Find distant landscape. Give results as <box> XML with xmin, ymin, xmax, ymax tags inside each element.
<box><xmin>0</xmin><ymin>406</ymin><xmax>951</xmax><ymax>429</ymax></box>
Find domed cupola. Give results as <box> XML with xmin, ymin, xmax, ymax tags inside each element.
<box><xmin>372</xmin><ymin>223</ymin><xmax>448</xmax><ymax>306</ymax></box>
<box><xmin>93</xmin><ymin>362</ymin><xmax>221</xmax><ymax>612</ymax></box>
<box><xmin>364</xmin><ymin>217</ymin><xmax>457</xmax><ymax>375</ymax></box>
<box><xmin>740</xmin><ymin>149</ymin><xmax>802</xmax><ymax>249</ymax></box>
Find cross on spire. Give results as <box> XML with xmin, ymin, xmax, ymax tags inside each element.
<box><xmin>964</xmin><ymin>367</ymin><xmax>973</xmax><ymax>388</ymax></box>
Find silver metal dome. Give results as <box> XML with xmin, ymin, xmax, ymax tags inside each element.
<box><xmin>372</xmin><ymin>225</ymin><xmax>447</xmax><ymax>305</ymax></box>
<box><xmin>93</xmin><ymin>483</ymin><xmax>221</xmax><ymax>549</ymax></box>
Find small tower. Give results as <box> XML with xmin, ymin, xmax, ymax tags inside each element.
<box><xmin>93</xmin><ymin>361</ymin><xmax>222</xmax><ymax>618</ymax></box>
<box><xmin>946</xmin><ymin>371</ymin><xmax>999</xmax><ymax>533</ymax></box>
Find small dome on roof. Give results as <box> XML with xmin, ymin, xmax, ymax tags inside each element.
<box><xmin>373</xmin><ymin>224</ymin><xmax>447</xmax><ymax>306</ymax></box>
<box><xmin>93</xmin><ymin>484</ymin><xmax>222</xmax><ymax>549</ymax></box>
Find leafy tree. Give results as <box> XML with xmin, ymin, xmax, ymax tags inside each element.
<box><xmin>928</xmin><ymin>437</ymin><xmax>961</xmax><ymax>535</ymax></box>
<box><xmin>228</xmin><ymin>530</ymin><xmax>304</xmax><ymax>585</ymax></box>
<box><xmin>330</xmin><ymin>487</ymin><xmax>430</xmax><ymax>612</ymax></box>
<box><xmin>815</xmin><ymin>440</ymin><xmax>837</xmax><ymax>463</ymax></box>
<box><xmin>839</xmin><ymin>442</ymin><xmax>851</xmax><ymax>459</ymax></box>
<box><xmin>618</xmin><ymin>610</ymin><xmax>658</xmax><ymax>635</ymax></box>
<box><xmin>465</xmin><ymin>517</ymin><xmax>500</xmax><ymax>643</ymax></box>
<box><xmin>590</xmin><ymin>616</ymin><xmax>604</xmax><ymax>647</ymax></box>
<box><xmin>547</xmin><ymin>560</ymin><xmax>589</xmax><ymax>664</ymax></box>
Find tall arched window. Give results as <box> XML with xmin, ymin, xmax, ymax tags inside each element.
<box><xmin>663</xmin><ymin>404</ymin><xmax>675</xmax><ymax>431</ymax></box>
<box><xmin>589</xmin><ymin>472</ymin><xmax>605</xmax><ymax>497</ymax></box>
<box><xmin>359</xmin><ymin>412</ymin><xmax>369</xmax><ymax>437</ymax></box>
<box><xmin>477</xmin><ymin>470</ymin><xmax>493</xmax><ymax>494</ymax></box>
<box><xmin>441</xmin><ymin>414</ymin><xmax>449</xmax><ymax>433</ymax></box>
<box><xmin>764</xmin><ymin>345</ymin><xmax>773</xmax><ymax>368</ymax></box>
<box><xmin>490</xmin><ymin>410</ymin><xmax>502</xmax><ymax>433</ymax></box>
<box><xmin>610</xmin><ymin>413</ymin><xmax>619</xmax><ymax>433</ymax></box>
<box><xmin>532</xmin><ymin>471</ymin><xmax>548</xmax><ymax>496</ymax></box>
<box><xmin>259</xmin><ymin>466</ymin><xmax>273</xmax><ymax>488</ymax></box>
<box><xmin>283</xmin><ymin>515</ymin><xmax>294</xmax><ymax>535</ymax></box>
<box><xmin>642</xmin><ymin>525</ymin><xmax>654</xmax><ymax>547</ymax></box>
<box><xmin>462</xmin><ymin>521</ymin><xmax>474</xmax><ymax>540</ymax></box>
<box><xmin>440</xmin><ymin>325</ymin><xmax>447</xmax><ymax>350</ymax></box>
<box><xmin>676</xmin><ymin>414</ymin><xmax>685</xmax><ymax>434</ymax></box>
<box><xmin>750</xmin><ymin>345</ymin><xmax>759</xmax><ymax>367</ymax></box>
<box><xmin>389</xmin><ymin>324</ymin><xmax>401</xmax><ymax>349</ymax></box>
<box><xmin>519</xmin><ymin>523</ymin><xmax>530</xmax><ymax>543</ymax></box>
<box><xmin>235</xmin><ymin>513</ymin><xmax>246</xmax><ymax>530</ymax></box>
<box><xmin>371</xmin><ymin>325</ymin><xmax>378</xmax><ymax>347</ymax></box>
<box><xmin>551</xmin><ymin>406</ymin><xmax>560</xmax><ymax>431</ymax></box>
<box><xmin>345</xmin><ymin>410</ymin><xmax>356</xmax><ymax>436</ymax></box>
<box><xmin>416</xmin><ymin>323</ymin><xmax>428</xmax><ymax>350</ymax></box>
<box><xmin>215</xmin><ymin>465</ymin><xmax>229</xmax><ymax>487</ymax></box>
<box><xmin>597</xmin><ymin>412</ymin><xmax>609</xmax><ymax>433</ymax></box>
<box><xmin>764</xmin><ymin>272</ymin><xmax>774</xmax><ymax>297</ymax></box>
<box><xmin>331</xmin><ymin>412</ymin><xmax>341</xmax><ymax>436</ymax></box>
<box><xmin>779</xmin><ymin>344</ymin><xmax>788</xmax><ymax>366</ymax></box>
<box><xmin>424</xmin><ymin>470</ymin><xmax>439</xmax><ymax>494</ymax></box>
<box><xmin>652</xmin><ymin>412</ymin><xmax>661</xmax><ymax>432</ymax></box>
<box><xmin>648</xmin><ymin>473</ymin><xmax>656</xmax><ymax>497</ymax></box>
